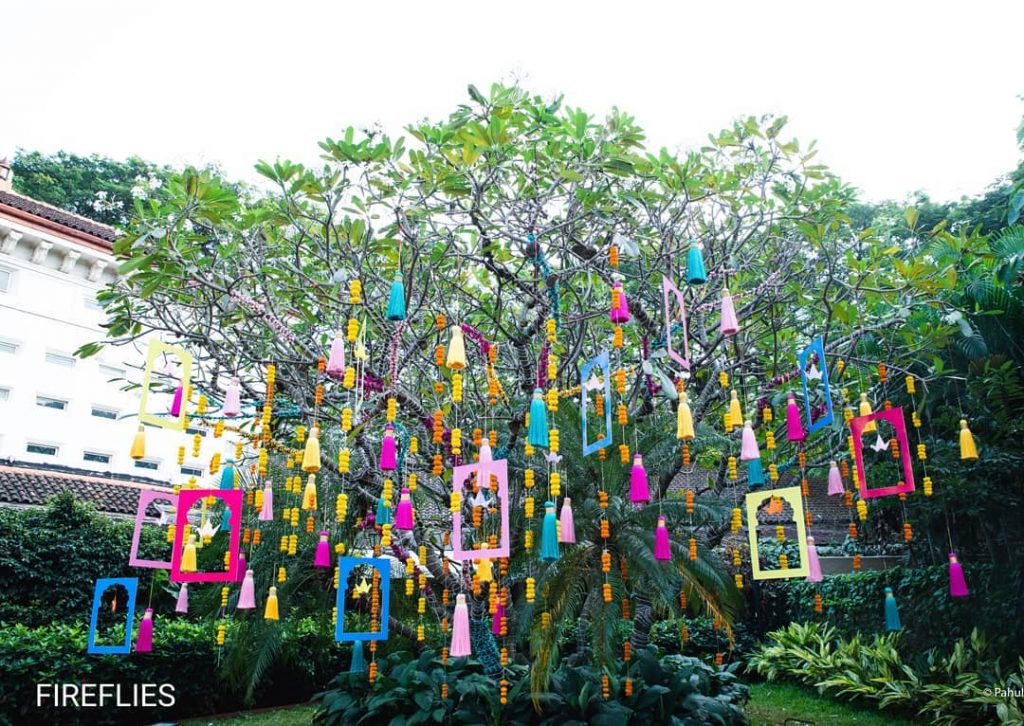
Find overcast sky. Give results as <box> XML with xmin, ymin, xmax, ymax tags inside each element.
<box><xmin>4</xmin><ymin>1</ymin><xmax>1022</xmax><ymax>202</ymax></box>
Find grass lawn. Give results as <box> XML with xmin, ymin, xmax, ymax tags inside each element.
<box><xmin>183</xmin><ymin>703</ymin><xmax>316</xmax><ymax>725</ymax></box>
<box><xmin>747</xmin><ymin>682</ymin><xmax>920</xmax><ymax>725</ymax></box>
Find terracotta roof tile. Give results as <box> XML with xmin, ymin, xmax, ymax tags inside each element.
<box><xmin>0</xmin><ymin>190</ymin><xmax>119</xmax><ymax>244</ymax></box>
<box><xmin>0</xmin><ymin>464</ymin><xmax>172</xmax><ymax>516</ymax></box>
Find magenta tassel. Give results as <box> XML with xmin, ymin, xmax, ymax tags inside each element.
<box><xmin>394</xmin><ymin>488</ymin><xmax>415</xmax><ymax>530</ymax></box>
<box><xmin>238</xmin><ymin>569</ymin><xmax>256</xmax><ymax>609</ymax></box>
<box><xmin>827</xmin><ymin>461</ymin><xmax>844</xmax><ymax>496</ymax></box>
<box><xmin>223</xmin><ymin>376</ymin><xmax>241</xmax><ymax>417</ymax></box>
<box><xmin>450</xmin><ymin>593</ymin><xmax>472</xmax><ymax>657</ymax></box>
<box><xmin>379</xmin><ymin>425</ymin><xmax>397</xmax><ymax>470</ymax></box>
<box><xmin>314</xmin><ymin>531</ymin><xmax>331</xmax><ymax>568</ymax></box>
<box><xmin>237</xmin><ymin>553</ymin><xmax>247</xmax><ymax>584</ymax></box>
<box><xmin>326</xmin><ymin>330</ymin><xmax>346</xmax><ymax>379</ymax></box>
<box><xmin>629</xmin><ymin>455</ymin><xmax>650</xmax><ymax>504</ymax></box>
<box><xmin>169</xmin><ymin>385</ymin><xmax>183</xmax><ymax>417</ymax></box>
<box><xmin>785</xmin><ymin>393</ymin><xmax>805</xmax><ymax>441</ymax></box>
<box><xmin>259</xmin><ymin>482</ymin><xmax>274</xmax><ymax>521</ymax></box>
<box><xmin>720</xmin><ymin>287</ymin><xmax>739</xmax><ymax>335</ymax></box>
<box><xmin>654</xmin><ymin>516</ymin><xmax>672</xmax><ymax>561</ymax></box>
<box><xmin>175</xmin><ymin>583</ymin><xmax>189</xmax><ymax>614</ymax></box>
<box><xmin>610</xmin><ymin>281</ymin><xmax>630</xmax><ymax>323</ymax></box>
<box><xmin>740</xmin><ymin>420</ymin><xmax>760</xmax><ymax>461</ymax></box>
<box><xmin>806</xmin><ymin>536</ymin><xmax>822</xmax><ymax>582</ymax></box>
<box><xmin>491</xmin><ymin>601</ymin><xmax>506</xmax><ymax>636</ymax></box>
<box><xmin>559</xmin><ymin>498</ymin><xmax>576</xmax><ymax>543</ymax></box>
<box><xmin>948</xmin><ymin>553</ymin><xmax>969</xmax><ymax>597</ymax></box>
<box><xmin>135</xmin><ymin>608</ymin><xmax>154</xmax><ymax>652</ymax></box>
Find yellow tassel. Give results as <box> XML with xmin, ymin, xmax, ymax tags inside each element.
<box><xmin>959</xmin><ymin>419</ymin><xmax>978</xmax><ymax>460</ymax></box>
<box><xmin>729</xmin><ymin>390</ymin><xmax>743</xmax><ymax>428</ymax></box>
<box><xmin>677</xmin><ymin>394</ymin><xmax>695</xmax><ymax>440</ymax></box>
<box><xmin>130</xmin><ymin>425</ymin><xmax>146</xmax><ymax>460</ymax></box>
<box><xmin>859</xmin><ymin>394</ymin><xmax>876</xmax><ymax>433</ymax></box>
<box><xmin>446</xmin><ymin>325</ymin><xmax>467</xmax><ymax>370</ymax></box>
<box><xmin>180</xmin><ymin>535</ymin><xmax>197</xmax><ymax>572</ymax></box>
<box><xmin>301</xmin><ymin>426</ymin><xmax>321</xmax><ymax>472</ymax></box>
<box><xmin>264</xmin><ymin>586</ymin><xmax>279</xmax><ymax>620</ymax></box>
<box><xmin>302</xmin><ymin>474</ymin><xmax>318</xmax><ymax>510</ymax></box>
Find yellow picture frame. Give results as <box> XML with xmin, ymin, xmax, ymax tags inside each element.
<box><xmin>138</xmin><ymin>340</ymin><xmax>193</xmax><ymax>431</ymax></box>
<box><xmin>745</xmin><ymin>485</ymin><xmax>809</xmax><ymax>580</ymax></box>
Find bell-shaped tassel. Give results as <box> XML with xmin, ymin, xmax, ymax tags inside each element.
<box><xmin>527</xmin><ymin>388</ymin><xmax>550</xmax><ymax>448</ymax></box>
<box><xmin>477</xmin><ymin>557</ymin><xmax>493</xmax><ymax>583</ymax></box>
<box><xmin>238</xmin><ymin>569</ymin><xmax>256</xmax><ymax>608</ymax></box>
<box><xmin>379</xmin><ymin>425</ymin><xmax>398</xmax><ymax>471</ymax></box>
<box><xmin>313</xmin><ymin>531</ymin><xmax>331</xmax><ymax>568</ymax></box>
<box><xmin>827</xmin><ymin>461</ymin><xmax>844</xmax><ymax>496</ymax></box>
<box><xmin>376</xmin><ymin>496</ymin><xmax>392</xmax><ymax>526</ymax></box>
<box><xmin>959</xmin><ymin>420</ymin><xmax>978</xmax><ymax>461</ymax></box>
<box><xmin>302</xmin><ymin>474</ymin><xmax>318</xmax><ymax>511</ymax></box>
<box><xmin>540</xmin><ymin>501</ymin><xmax>561</xmax><ymax>561</ymax></box>
<box><xmin>610</xmin><ymin>281</ymin><xmax>630</xmax><ymax>323</ymax></box>
<box><xmin>135</xmin><ymin>608</ymin><xmax>154</xmax><ymax>653</ymax></box>
<box><xmin>786</xmin><ymin>393</ymin><xmax>805</xmax><ymax>442</ymax></box>
<box><xmin>559</xmin><ymin>498</ymin><xmax>576</xmax><ymax>544</ymax></box>
<box><xmin>450</xmin><ymin>593</ymin><xmax>472</xmax><ymax>657</ymax></box>
<box><xmin>479</xmin><ymin>439</ymin><xmax>492</xmax><ymax>463</ymax></box>
<box><xmin>806</xmin><ymin>536</ymin><xmax>823</xmax><ymax>583</ymax></box>
<box><xmin>259</xmin><ymin>481</ymin><xmax>274</xmax><ymax>521</ymax></box>
<box><xmin>223</xmin><ymin>376</ymin><xmax>241</xmax><ymax>417</ymax></box>
<box><xmin>491</xmin><ymin>601</ymin><xmax>506</xmax><ymax>636</ymax></box>
<box><xmin>654</xmin><ymin>515</ymin><xmax>672</xmax><ymax>561</ymax></box>
<box><xmin>264</xmin><ymin>586</ymin><xmax>279</xmax><ymax>621</ymax></box>
<box><xmin>237</xmin><ymin>553</ymin><xmax>247</xmax><ymax>583</ymax></box>
<box><xmin>394</xmin><ymin>488</ymin><xmax>415</xmax><ymax>530</ymax></box>
<box><xmin>740</xmin><ymin>420</ymin><xmax>760</xmax><ymax>461</ymax></box>
<box><xmin>686</xmin><ymin>244</ymin><xmax>707</xmax><ymax>285</ymax></box>
<box><xmin>386</xmin><ymin>272</ymin><xmax>407</xmax><ymax>321</ymax></box>
<box><xmin>446</xmin><ymin>325</ymin><xmax>467</xmax><ymax>370</ymax></box>
<box><xmin>629</xmin><ymin>455</ymin><xmax>650</xmax><ymax>504</ymax></box>
<box><xmin>729</xmin><ymin>391</ymin><xmax>743</xmax><ymax>429</ymax></box>
<box><xmin>948</xmin><ymin>553</ymin><xmax>969</xmax><ymax>597</ymax></box>
<box><xmin>220</xmin><ymin>505</ymin><xmax>233</xmax><ymax>533</ymax></box>
<box><xmin>747</xmin><ymin>457</ymin><xmax>766</xmax><ymax>488</ymax></box>
<box><xmin>326</xmin><ymin>330</ymin><xmax>346</xmax><ymax>379</ymax></box>
<box><xmin>720</xmin><ymin>287</ymin><xmax>739</xmax><ymax>335</ymax></box>
<box><xmin>169</xmin><ymin>383</ymin><xmax>184</xmax><ymax>418</ymax></box>
<box><xmin>220</xmin><ymin>458</ymin><xmax>236</xmax><ymax>490</ymax></box>
<box><xmin>130</xmin><ymin>424</ymin><xmax>146</xmax><ymax>460</ymax></box>
<box><xmin>349</xmin><ymin>641</ymin><xmax>367</xmax><ymax>673</ymax></box>
<box><xmin>175</xmin><ymin>583</ymin><xmax>189</xmax><ymax>614</ymax></box>
<box><xmin>677</xmin><ymin>393</ymin><xmax>695</xmax><ymax>441</ymax></box>
<box><xmin>301</xmin><ymin>426</ymin><xmax>321</xmax><ymax>473</ymax></box>
<box><xmin>859</xmin><ymin>394</ymin><xmax>876</xmax><ymax>434</ymax></box>
<box><xmin>884</xmin><ymin>587</ymin><xmax>901</xmax><ymax>632</ymax></box>
<box><xmin>180</xmin><ymin>535</ymin><xmax>198</xmax><ymax>573</ymax></box>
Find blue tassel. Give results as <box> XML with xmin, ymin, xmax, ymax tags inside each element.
<box><xmin>540</xmin><ymin>501</ymin><xmax>560</xmax><ymax>561</ymax></box>
<box><xmin>527</xmin><ymin>388</ymin><xmax>549</xmax><ymax>448</ymax></box>
<box><xmin>747</xmin><ymin>457</ymin><xmax>765</xmax><ymax>488</ymax></box>
<box><xmin>220</xmin><ymin>505</ymin><xmax>232</xmax><ymax>533</ymax></box>
<box><xmin>686</xmin><ymin>245</ymin><xmax>707</xmax><ymax>285</ymax></box>
<box><xmin>386</xmin><ymin>273</ymin><xmax>406</xmax><ymax>321</ymax></box>
<box><xmin>349</xmin><ymin>641</ymin><xmax>366</xmax><ymax>673</ymax></box>
<box><xmin>376</xmin><ymin>496</ymin><xmax>392</xmax><ymax>526</ymax></box>
<box><xmin>219</xmin><ymin>459</ymin><xmax>235</xmax><ymax>490</ymax></box>
<box><xmin>884</xmin><ymin>587</ymin><xmax>901</xmax><ymax>632</ymax></box>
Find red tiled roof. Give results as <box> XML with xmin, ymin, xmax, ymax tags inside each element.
<box><xmin>0</xmin><ymin>190</ymin><xmax>119</xmax><ymax>246</ymax></box>
<box><xmin>0</xmin><ymin>464</ymin><xmax>171</xmax><ymax>516</ymax></box>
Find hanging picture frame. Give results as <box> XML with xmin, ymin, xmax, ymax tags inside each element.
<box><xmin>745</xmin><ymin>486</ymin><xmax>809</xmax><ymax>580</ymax></box>
<box><xmin>851</xmin><ymin>407</ymin><xmax>916</xmax><ymax>499</ymax></box>
<box><xmin>450</xmin><ymin>458</ymin><xmax>509</xmax><ymax>561</ymax></box>
<box><xmin>580</xmin><ymin>350</ymin><xmax>613</xmax><ymax>456</ymax></box>
<box><xmin>662</xmin><ymin>275</ymin><xmax>690</xmax><ymax>370</ymax></box>
<box><xmin>799</xmin><ymin>336</ymin><xmax>834</xmax><ymax>435</ymax></box>
<box><xmin>170</xmin><ymin>488</ymin><xmax>242</xmax><ymax>582</ymax></box>
<box><xmin>138</xmin><ymin>340</ymin><xmax>193</xmax><ymax>431</ymax></box>
<box><xmin>128</xmin><ymin>489</ymin><xmax>178</xmax><ymax>569</ymax></box>
<box><xmin>335</xmin><ymin>556</ymin><xmax>391</xmax><ymax>642</ymax></box>
<box><xmin>87</xmin><ymin>577</ymin><xmax>139</xmax><ymax>654</ymax></box>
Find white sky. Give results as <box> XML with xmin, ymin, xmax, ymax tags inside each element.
<box><xmin>4</xmin><ymin>0</ymin><xmax>1022</xmax><ymax>202</ymax></box>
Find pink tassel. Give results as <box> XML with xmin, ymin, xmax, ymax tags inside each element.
<box><xmin>948</xmin><ymin>553</ymin><xmax>969</xmax><ymax>597</ymax></box>
<box><xmin>806</xmin><ymin>536</ymin><xmax>822</xmax><ymax>582</ymax></box>
<box><xmin>237</xmin><ymin>553</ymin><xmax>247</xmax><ymax>583</ymax></box>
<box><xmin>827</xmin><ymin>461</ymin><xmax>844</xmax><ymax>496</ymax></box>
<box><xmin>135</xmin><ymin>608</ymin><xmax>154</xmax><ymax>652</ymax></box>
<box><xmin>223</xmin><ymin>376</ymin><xmax>241</xmax><ymax>417</ymax></box>
<box><xmin>740</xmin><ymin>420</ymin><xmax>760</xmax><ymax>461</ymax></box>
<box><xmin>450</xmin><ymin>593</ymin><xmax>472</xmax><ymax>657</ymax></box>
<box><xmin>629</xmin><ymin>455</ymin><xmax>650</xmax><ymax>504</ymax></box>
<box><xmin>259</xmin><ymin>482</ymin><xmax>274</xmax><ymax>521</ymax></box>
<box><xmin>610</xmin><ymin>281</ymin><xmax>630</xmax><ymax>323</ymax></box>
<box><xmin>238</xmin><ymin>569</ymin><xmax>256</xmax><ymax>608</ymax></box>
<box><xmin>326</xmin><ymin>330</ymin><xmax>346</xmax><ymax>379</ymax></box>
<box><xmin>654</xmin><ymin>516</ymin><xmax>672</xmax><ymax>561</ymax></box>
<box><xmin>394</xmin><ymin>488</ymin><xmax>415</xmax><ymax>530</ymax></box>
<box><xmin>720</xmin><ymin>287</ymin><xmax>739</xmax><ymax>335</ymax></box>
<box><xmin>169</xmin><ymin>384</ymin><xmax>183</xmax><ymax>417</ymax></box>
<box><xmin>786</xmin><ymin>393</ymin><xmax>805</xmax><ymax>441</ymax></box>
<box><xmin>379</xmin><ymin>425</ymin><xmax>397</xmax><ymax>471</ymax></box>
<box><xmin>175</xmin><ymin>583</ymin><xmax>189</xmax><ymax>614</ymax></box>
<box><xmin>314</xmin><ymin>531</ymin><xmax>331</xmax><ymax>567</ymax></box>
<box><xmin>491</xmin><ymin>601</ymin><xmax>505</xmax><ymax>636</ymax></box>
<box><xmin>479</xmin><ymin>439</ymin><xmax>492</xmax><ymax>464</ymax></box>
<box><xmin>559</xmin><ymin>498</ymin><xmax>576</xmax><ymax>543</ymax></box>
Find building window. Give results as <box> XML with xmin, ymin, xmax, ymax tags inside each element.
<box><xmin>45</xmin><ymin>351</ymin><xmax>76</xmax><ymax>367</ymax></box>
<box><xmin>84</xmin><ymin>452</ymin><xmax>112</xmax><ymax>464</ymax></box>
<box><xmin>36</xmin><ymin>396</ymin><xmax>68</xmax><ymax>411</ymax></box>
<box><xmin>0</xmin><ymin>268</ymin><xmax>11</xmax><ymax>293</ymax></box>
<box><xmin>99</xmin><ymin>363</ymin><xmax>126</xmax><ymax>378</ymax></box>
<box><xmin>0</xmin><ymin>340</ymin><xmax>18</xmax><ymax>355</ymax></box>
<box><xmin>134</xmin><ymin>460</ymin><xmax>160</xmax><ymax>471</ymax></box>
<box><xmin>0</xmin><ymin>387</ymin><xmax>9</xmax><ymax>402</ymax></box>
<box><xmin>181</xmin><ymin>466</ymin><xmax>204</xmax><ymax>477</ymax></box>
<box><xmin>91</xmin><ymin>406</ymin><xmax>119</xmax><ymax>420</ymax></box>
<box><xmin>27</xmin><ymin>443</ymin><xmax>58</xmax><ymax>456</ymax></box>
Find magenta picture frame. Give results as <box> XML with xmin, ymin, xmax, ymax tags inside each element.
<box><xmin>851</xmin><ymin>407</ymin><xmax>916</xmax><ymax>499</ymax></box>
<box><xmin>170</xmin><ymin>488</ymin><xmax>242</xmax><ymax>582</ymax></box>
<box><xmin>129</xmin><ymin>489</ymin><xmax>178</xmax><ymax>569</ymax></box>
<box><xmin>662</xmin><ymin>275</ymin><xmax>690</xmax><ymax>370</ymax></box>
<box><xmin>450</xmin><ymin>458</ymin><xmax>509</xmax><ymax>562</ymax></box>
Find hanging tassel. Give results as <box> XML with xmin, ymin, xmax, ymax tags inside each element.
<box><xmin>527</xmin><ymin>388</ymin><xmax>549</xmax><ymax>448</ymax></box>
<box><xmin>720</xmin><ymin>287</ymin><xmax>739</xmax><ymax>335</ymax></box>
<box><xmin>446</xmin><ymin>325</ymin><xmax>467</xmax><ymax>370</ymax></box>
<box><xmin>326</xmin><ymin>330</ymin><xmax>347</xmax><ymax>379</ymax></box>
<box><xmin>175</xmin><ymin>583</ymin><xmax>189</xmax><ymax>614</ymax></box>
<box><xmin>264</xmin><ymin>586</ymin><xmax>279</xmax><ymax>620</ymax></box>
<box><xmin>379</xmin><ymin>425</ymin><xmax>398</xmax><ymax>470</ymax></box>
<box><xmin>349</xmin><ymin>641</ymin><xmax>367</xmax><ymax>673</ymax></box>
<box><xmin>223</xmin><ymin>376</ymin><xmax>241</xmax><ymax>417</ymax></box>
<box><xmin>729</xmin><ymin>391</ymin><xmax>743</xmax><ymax>429</ymax></box>
<box><xmin>786</xmin><ymin>393</ymin><xmax>805</xmax><ymax>441</ymax></box>
<box><xmin>827</xmin><ymin>461</ymin><xmax>844</xmax><ymax>496</ymax></box>
<box><xmin>740</xmin><ymin>420</ymin><xmax>760</xmax><ymax>461</ymax></box>
<box><xmin>806</xmin><ymin>536</ymin><xmax>822</xmax><ymax>583</ymax></box>
<box><xmin>859</xmin><ymin>394</ymin><xmax>876</xmax><ymax>433</ymax></box>
<box><xmin>686</xmin><ymin>244</ymin><xmax>707</xmax><ymax>285</ymax></box>
<box><xmin>169</xmin><ymin>384</ymin><xmax>184</xmax><ymax>418</ymax></box>
<box><xmin>492</xmin><ymin>601</ymin><xmax>506</xmax><ymax>636</ymax></box>
<box><xmin>747</xmin><ymin>457</ymin><xmax>765</xmax><ymax>488</ymax></box>
<box><xmin>314</xmin><ymin>531</ymin><xmax>331</xmax><ymax>568</ymax></box>
<box><xmin>476</xmin><ymin>557</ymin><xmax>493</xmax><ymax>583</ymax></box>
<box><xmin>948</xmin><ymin>553</ymin><xmax>969</xmax><ymax>597</ymax></box>
<box><xmin>629</xmin><ymin>455</ymin><xmax>650</xmax><ymax>504</ymax></box>
<box><xmin>238</xmin><ymin>569</ymin><xmax>256</xmax><ymax>608</ymax></box>
<box><xmin>654</xmin><ymin>515</ymin><xmax>672</xmax><ymax>561</ymax></box>
<box><xmin>884</xmin><ymin>587</ymin><xmax>901</xmax><ymax>632</ymax></box>
<box><xmin>375</xmin><ymin>496</ymin><xmax>392</xmax><ymax>526</ymax></box>
<box><xmin>677</xmin><ymin>393</ymin><xmax>695</xmax><ymax>441</ymax></box>
<box><xmin>180</xmin><ymin>534</ymin><xmax>198</xmax><ymax>573</ymax></box>
<box><xmin>479</xmin><ymin>439</ymin><xmax>493</xmax><ymax>463</ymax></box>
<box><xmin>130</xmin><ymin>424</ymin><xmax>146</xmax><ymax>460</ymax></box>
<box><xmin>450</xmin><ymin>593</ymin><xmax>472</xmax><ymax>656</ymax></box>
<box><xmin>135</xmin><ymin>608</ymin><xmax>154</xmax><ymax>653</ymax></box>
<box><xmin>394</xmin><ymin>489</ymin><xmax>415</xmax><ymax>530</ymax></box>
<box><xmin>559</xmin><ymin>498</ymin><xmax>576</xmax><ymax>543</ymax></box>
<box><xmin>237</xmin><ymin>553</ymin><xmax>247</xmax><ymax>584</ymax></box>
<box><xmin>220</xmin><ymin>505</ymin><xmax>233</xmax><ymax>533</ymax></box>
<box><xmin>259</xmin><ymin>481</ymin><xmax>274</xmax><ymax>521</ymax></box>
<box><xmin>219</xmin><ymin>458</ymin><xmax>236</xmax><ymax>490</ymax></box>
<box><xmin>610</xmin><ymin>281</ymin><xmax>630</xmax><ymax>323</ymax></box>
<box><xmin>301</xmin><ymin>426</ymin><xmax>322</xmax><ymax>473</ymax></box>
<box><xmin>959</xmin><ymin>420</ymin><xmax>978</xmax><ymax>461</ymax></box>
<box><xmin>540</xmin><ymin>501</ymin><xmax>560</xmax><ymax>561</ymax></box>
<box><xmin>302</xmin><ymin>474</ymin><xmax>318</xmax><ymax>511</ymax></box>
<box><xmin>386</xmin><ymin>272</ymin><xmax>407</xmax><ymax>321</ymax></box>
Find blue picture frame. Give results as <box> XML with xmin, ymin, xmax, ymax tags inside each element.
<box><xmin>335</xmin><ymin>557</ymin><xmax>390</xmax><ymax>642</ymax></box>
<box><xmin>87</xmin><ymin>577</ymin><xmax>139</xmax><ymax>654</ymax></box>
<box><xmin>799</xmin><ymin>336</ymin><xmax>834</xmax><ymax>435</ymax></box>
<box><xmin>580</xmin><ymin>350</ymin><xmax>613</xmax><ymax>456</ymax></box>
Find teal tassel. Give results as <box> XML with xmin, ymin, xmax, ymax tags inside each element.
<box><xmin>220</xmin><ymin>506</ymin><xmax>232</xmax><ymax>533</ymax></box>
<box><xmin>686</xmin><ymin>244</ymin><xmax>707</xmax><ymax>285</ymax></box>
<box><xmin>386</xmin><ymin>273</ymin><xmax>406</xmax><ymax>321</ymax></box>
<box><xmin>884</xmin><ymin>587</ymin><xmax>901</xmax><ymax>632</ymax></box>
<box><xmin>376</xmin><ymin>497</ymin><xmax>392</xmax><ymax>526</ymax></box>
<box><xmin>747</xmin><ymin>458</ymin><xmax>765</xmax><ymax>488</ymax></box>
<box><xmin>349</xmin><ymin>641</ymin><xmax>366</xmax><ymax>673</ymax></box>
<box><xmin>527</xmin><ymin>388</ymin><xmax>549</xmax><ymax>448</ymax></box>
<box><xmin>219</xmin><ymin>459</ymin><xmax>235</xmax><ymax>490</ymax></box>
<box><xmin>540</xmin><ymin>501</ymin><xmax>560</xmax><ymax>561</ymax></box>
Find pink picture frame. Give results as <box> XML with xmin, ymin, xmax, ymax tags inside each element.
<box><xmin>662</xmin><ymin>276</ymin><xmax>690</xmax><ymax>370</ymax></box>
<box><xmin>170</xmin><ymin>488</ymin><xmax>242</xmax><ymax>582</ymax></box>
<box><xmin>129</xmin><ymin>489</ymin><xmax>178</xmax><ymax>569</ymax></box>
<box><xmin>851</xmin><ymin>407</ymin><xmax>916</xmax><ymax>499</ymax></box>
<box><xmin>450</xmin><ymin>458</ymin><xmax>509</xmax><ymax>562</ymax></box>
